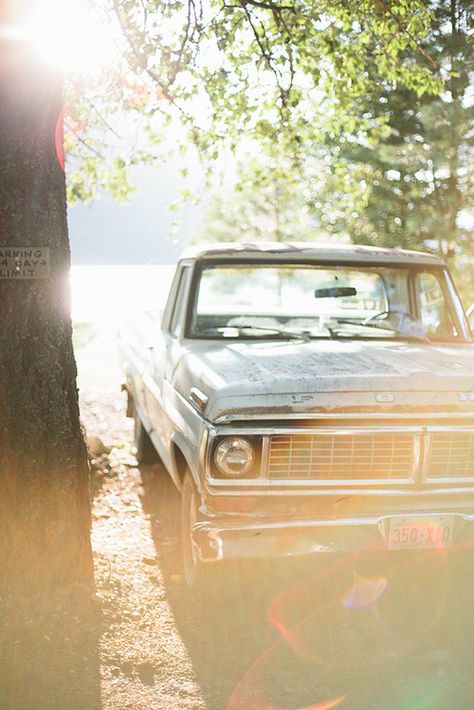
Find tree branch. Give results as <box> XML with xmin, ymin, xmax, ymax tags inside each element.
<box><xmin>376</xmin><ymin>0</ymin><xmax>439</xmax><ymax>71</ymax></box>
<box><xmin>64</xmin><ymin>121</ymin><xmax>104</xmax><ymax>158</ymax></box>
<box><xmin>111</xmin><ymin>0</ymin><xmax>192</xmax><ymax>120</ymax></box>
<box><xmin>83</xmin><ymin>98</ymin><xmax>122</xmax><ymax>139</ymax></box>
<box><xmin>225</xmin><ymin>0</ymin><xmax>295</xmax><ymax>10</ymax></box>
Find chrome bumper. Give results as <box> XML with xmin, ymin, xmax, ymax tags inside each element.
<box><xmin>192</xmin><ymin>513</ymin><xmax>474</xmax><ymax>562</ymax></box>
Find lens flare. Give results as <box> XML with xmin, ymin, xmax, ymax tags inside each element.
<box><xmin>342</xmin><ymin>573</ymin><xmax>388</xmax><ymax>610</ymax></box>
<box><xmin>55</xmin><ymin>107</ymin><xmax>65</xmax><ymax>172</ymax></box>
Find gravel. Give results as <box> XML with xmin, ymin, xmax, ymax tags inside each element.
<box><xmin>82</xmin><ymin>391</ymin><xmax>204</xmax><ymax>710</ymax></box>
<box><xmin>78</xmin><ymin>390</ymin><xmax>474</xmax><ymax>710</ymax></box>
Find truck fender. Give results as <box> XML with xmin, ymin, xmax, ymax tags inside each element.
<box><xmin>169</xmin><ymin>431</ymin><xmax>201</xmax><ymax>493</ymax></box>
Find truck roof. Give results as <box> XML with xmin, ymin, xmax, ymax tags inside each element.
<box><xmin>180</xmin><ymin>242</ymin><xmax>445</xmax><ymax>266</ymax></box>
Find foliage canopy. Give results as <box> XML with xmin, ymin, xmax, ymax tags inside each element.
<box><xmin>67</xmin><ymin>0</ymin><xmax>442</xmax><ymax>201</ymax></box>
<box><xmin>66</xmin><ymin>1</ymin><xmax>473</xmax><ymax>301</ymax></box>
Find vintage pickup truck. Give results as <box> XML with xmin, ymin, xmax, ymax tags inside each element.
<box><xmin>119</xmin><ymin>243</ymin><xmax>474</xmax><ymax>587</ymax></box>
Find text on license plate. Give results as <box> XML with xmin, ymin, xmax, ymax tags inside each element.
<box><xmin>388</xmin><ymin>515</ymin><xmax>454</xmax><ymax>550</ymax></box>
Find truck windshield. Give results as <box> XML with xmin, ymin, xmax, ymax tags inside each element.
<box><xmin>188</xmin><ymin>263</ymin><xmax>466</xmax><ymax>342</ymax></box>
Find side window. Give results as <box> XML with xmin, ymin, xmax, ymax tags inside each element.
<box><xmin>170</xmin><ymin>267</ymin><xmax>191</xmax><ymax>337</ymax></box>
<box><xmin>415</xmin><ymin>272</ymin><xmax>456</xmax><ymax>339</ymax></box>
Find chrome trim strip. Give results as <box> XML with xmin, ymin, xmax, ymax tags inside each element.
<box><xmin>424</xmin><ymin>477</ymin><xmax>474</xmax><ymax>484</ymax></box>
<box><xmin>421</xmin><ymin>426</ymin><xmax>474</xmax><ymax>433</ymax></box>
<box><xmin>207</xmin><ymin>476</ymin><xmax>416</xmax><ymax>487</ymax></box>
<box><xmin>215</xmin><ymin>411</ymin><xmax>474</xmax><ymax>423</ymax></box>
<box><xmin>197</xmin><ymin>511</ymin><xmax>474</xmax><ymax>534</ymax></box>
<box><xmin>204</xmin><ymin>484</ymin><xmax>474</xmax><ymax>496</ymax></box>
<box><xmin>260</xmin><ymin>436</ymin><xmax>270</xmax><ymax>479</ymax></box>
<box><xmin>199</xmin><ymin>429</ymin><xmax>209</xmax><ymax>476</ymax></box>
<box><xmin>412</xmin><ymin>433</ymin><xmax>423</xmax><ymax>482</ymax></box>
<box><xmin>214</xmin><ymin>424</ymin><xmax>474</xmax><ymax>436</ymax></box>
<box><xmin>214</xmin><ymin>425</ymin><xmax>433</xmax><ymax>436</ymax></box>
<box><xmin>422</xmin><ymin>431</ymin><xmax>432</xmax><ymax>483</ymax></box>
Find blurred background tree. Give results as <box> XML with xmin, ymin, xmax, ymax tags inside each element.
<box><xmin>310</xmin><ymin>0</ymin><xmax>474</xmax><ymax>303</ymax></box>
<box><xmin>61</xmin><ymin>0</ymin><xmax>473</xmax><ymax>305</ymax></box>
<box><xmin>196</xmin><ymin>151</ymin><xmax>318</xmax><ymax>243</ymax></box>
<box><xmin>185</xmin><ymin>0</ymin><xmax>473</xmax><ymax>302</ymax></box>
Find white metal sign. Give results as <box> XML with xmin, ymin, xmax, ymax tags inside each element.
<box><xmin>0</xmin><ymin>247</ymin><xmax>50</xmax><ymax>279</ymax></box>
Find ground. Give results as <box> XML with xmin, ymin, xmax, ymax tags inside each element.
<box><xmin>84</xmin><ymin>389</ymin><xmax>474</xmax><ymax>710</ymax></box>
<box><xmin>2</xmin><ymin>326</ymin><xmax>474</xmax><ymax>709</ymax></box>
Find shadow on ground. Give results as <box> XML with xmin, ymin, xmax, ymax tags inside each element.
<box><xmin>140</xmin><ymin>463</ymin><xmax>474</xmax><ymax>710</ymax></box>
<box><xmin>0</xmin><ymin>593</ymin><xmax>102</xmax><ymax>710</ymax></box>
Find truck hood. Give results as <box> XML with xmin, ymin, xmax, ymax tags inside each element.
<box><xmin>173</xmin><ymin>340</ymin><xmax>474</xmax><ymax>422</ymax></box>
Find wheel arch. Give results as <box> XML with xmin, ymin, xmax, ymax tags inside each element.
<box><xmin>170</xmin><ymin>434</ymin><xmax>200</xmax><ymax>492</ymax></box>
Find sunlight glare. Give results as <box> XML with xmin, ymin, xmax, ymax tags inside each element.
<box><xmin>23</xmin><ymin>0</ymin><xmax>115</xmax><ymax>75</ymax></box>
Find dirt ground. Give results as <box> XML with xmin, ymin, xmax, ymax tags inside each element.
<box><xmin>81</xmin><ymin>390</ymin><xmax>474</xmax><ymax>710</ymax></box>
<box><xmin>3</xmin><ymin>384</ymin><xmax>474</xmax><ymax>710</ymax></box>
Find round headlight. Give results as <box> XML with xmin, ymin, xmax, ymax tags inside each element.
<box><xmin>214</xmin><ymin>437</ymin><xmax>255</xmax><ymax>477</ymax></box>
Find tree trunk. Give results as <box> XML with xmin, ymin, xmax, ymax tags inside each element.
<box><xmin>0</xmin><ymin>40</ymin><xmax>94</xmax><ymax>595</ymax></box>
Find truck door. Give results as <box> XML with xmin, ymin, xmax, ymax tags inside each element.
<box><xmin>144</xmin><ymin>264</ymin><xmax>192</xmax><ymax>444</ymax></box>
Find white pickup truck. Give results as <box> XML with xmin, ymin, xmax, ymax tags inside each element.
<box><xmin>119</xmin><ymin>243</ymin><xmax>474</xmax><ymax>587</ymax></box>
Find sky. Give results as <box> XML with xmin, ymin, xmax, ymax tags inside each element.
<box><xmin>68</xmin><ymin>162</ymin><xmax>203</xmax><ymax>265</ymax></box>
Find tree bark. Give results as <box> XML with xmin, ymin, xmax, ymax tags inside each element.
<box><xmin>0</xmin><ymin>40</ymin><xmax>94</xmax><ymax>595</ymax></box>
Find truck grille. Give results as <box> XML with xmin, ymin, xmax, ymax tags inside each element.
<box><xmin>427</xmin><ymin>432</ymin><xmax>474</xmax><ymax>478</ymax></box>
<box><xmin>268</xmin><ymin>433</ymin><xmax>414</xmax><ymax>480</ymax></box>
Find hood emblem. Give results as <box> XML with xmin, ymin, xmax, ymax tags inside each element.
<box><xmin>459</xmin><ymin>393</ymin><xmax>474</xmax><ymax>402</ymax></box>
<box><xmin>292</xmin><ymin>394</ymin><xmax>314</xmax><ymax>404</ymax></box>
<box><xmin>376</xmin><ymin>393</ymin><xmax>395</xmax><ymax>403</ymax></box>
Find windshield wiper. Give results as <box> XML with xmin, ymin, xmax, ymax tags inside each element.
<box><xmin>325</xmin><ymin>325</ymin><xmax>346</xmax><ymax>340</ymax></box>
<box><xmin>198</xmin><ymin>325</ymin><xmax>311</xmax><ymax>342</ymax></box>
<box><xmin>232</xmin><ymin>324</ymin><xmax>313</xmax><ymax>342</ymax></box>
<box><xmin>334</xmin><ymin>319</ymin><xmax>431</xmax><ymax>343</ymax></box>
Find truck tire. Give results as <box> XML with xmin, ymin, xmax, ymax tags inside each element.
<box><xmin>134</xmin><ymin>416</ymin><xmax>159</xmax><ymax>465</ymax></box>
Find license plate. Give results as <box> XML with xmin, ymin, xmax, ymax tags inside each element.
<box><xmin>388</xmin><ymin>515</ymin><xmax>454</xmax><ymax>550</ymax></box>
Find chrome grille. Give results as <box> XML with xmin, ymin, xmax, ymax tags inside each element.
<box><xmin>268</xmin><ymin>433</ymin><xmax>414</xmax><ymax>480</ymax></box>
<box><xmin>427</xmin><ymin>432</ymin><xmax>474</xmax><ymax>478</ymax></box>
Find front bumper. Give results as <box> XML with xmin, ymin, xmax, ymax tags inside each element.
<box><xmin>192</xmin><ymin>512</ymin><xmax>474</xmax><ymax>562</ymax></box>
